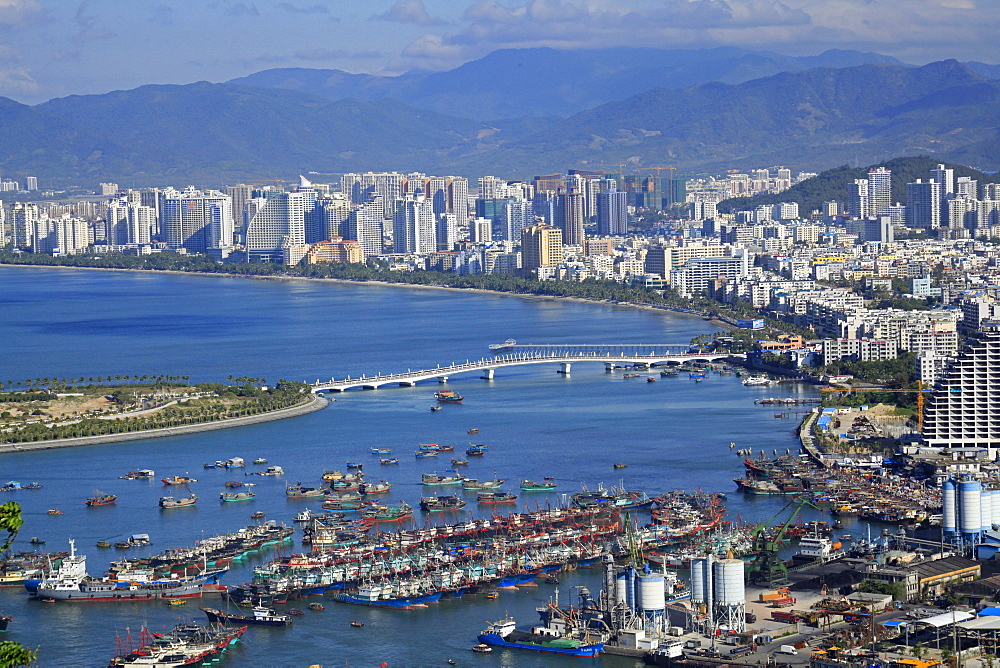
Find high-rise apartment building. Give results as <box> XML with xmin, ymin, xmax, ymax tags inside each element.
<box><xmin>922</xmin><ymin>323</ymin><xmax>1000</xmax><ymax>455</ymax></box>
<box><xmin>499</xmin><ymin>199</ymin><xmax>533</xmax><ymax>243</ymax></box>
<box><xmin>868</xmin><ymin>167</ymin><xmax>892</xmax><ymax>217</ymax></box>
<box><xmin>10</xmin><ymin>202</ymin><xmax>39</xmax><ymax>249</ymax></box>
<box><xmin>317</xmin><ymin>195</ymin><xmax>351</xmax><ymax>242</ymax></box>
<box><xmin>554</xmin><ymin>182</ymin><xmax>585</xmax><ymax>246</ymax></box>
<box><xmin>447</xmin><ymin>177</ymin><xmax>469</xmax><ymax>228</ymax></box>
<box><xmin>162</xmin><ymin>187</ymin><xmax>234</xmax><ymax>253</ymax></box>
<box><xmin>25</xmin><ymin>176</ymin><xmax>37</xmax><ymax>191</ymax></box>
<box><xmin>906</xmin><ymin>180</ymin><xmax>941</xmax><ymax>229</ymax></box>
<box><xmin>847</xmin><ymin>179</ymin><xmax>870</xmax><ymax>219</ymax></box>
<box><xmin>106</xmin><ymin>198</ymin><xmax>155</xmax><ymax>245</ymax></box>
<box><xmin>341</xmin><ymin>172</ymin><xmax>404</xmax><ymax>219</ymax></box>
<box><xmin>392</xmin><ymin>192</ymin><xmax>436</xmax><ymax>254</ymax></box>
<box><xmin>596</xmin><ymin>188</ymin><xmax>628</xmax><ymax>236</ymax></box>
<box><xmin>343</xmin><ymin>195</ymin><xmax>384</xmax><ymax>258</ymax></box>
<box><xmin>243</xmin><ymin>189</ymin><xmax>315</xmax><ymax>261</ymax></box>
<box><xmin>521</xmin><ymin>223</ymin><xmax>563</xmax><ymax>272</ymax></box>
<box><xmin>226</xmin><ymin>184</ymin><xmax>255</xmax><ymax>229</ymax></box>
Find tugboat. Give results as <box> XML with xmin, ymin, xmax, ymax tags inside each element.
<box><xmin>201</xmin><ymin>605</ymin><xmax>291</xmax><ymax>626</ymax></box>
<box><xmin>434</xmin><ymin>390</ymin><xmax>463</xmax><ymax>403</ymax></box>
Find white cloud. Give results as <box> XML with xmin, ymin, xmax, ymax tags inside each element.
<box><xmin>0</xmin><ymin>66</ymin><xmax>40</xmax><ymax>96</ymax></box>
<box><xmin>398</xmin><ymin>0</ymin><xmax>999</xmax><ymax>69</ymax></box>
<box><xmin>374</xmin><ymin>0</ymin><xmax>447</xmax><ymax>26</ymax></box>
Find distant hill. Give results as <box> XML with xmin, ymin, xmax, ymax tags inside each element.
<box><xmin>456</xmin><ymin>60</ymin><xmax>1000</xmax><ymax>177</ymax></box>
<box><xmin>2</xmin><ymin>59</ymin><xmax>999</xmax><ymax>186</ymax></box>
<box><xmin>717</xmin><ymin>156</ymin><xmax>1000</xmax><ymax>215</ymax></box>
<box><xmin>229</xmin><ymin>47</ymin><xmax>906</xmax><ymax>120</ymax></box>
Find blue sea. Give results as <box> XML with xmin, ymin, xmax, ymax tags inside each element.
<box><xmin>0</xmin><ymin>266</ymin><xmax>833</xmax><ymax>667</ymax></box>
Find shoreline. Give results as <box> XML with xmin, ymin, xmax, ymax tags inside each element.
<box><xmin>0</xmin><ymin>392</ymin><xmax>329</xmax><ymax>454</ymax></box>
<box><xmin>0</xmin><ymin>261</ymin><xmax>730</xmax><ymax>327</ymax></box>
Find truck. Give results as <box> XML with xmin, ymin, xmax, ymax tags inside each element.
<box><xmin>771</xmin><ymin>596</ymin><xmax>797</xmax><ymax>608</ymax></box>
<box><xmin>777</xmin><ymin>645</ymin><xmax>798</xmax><ymax>655</ymax></box>
<box><xmin>730</xmin><ymin>645</ymin><xmax>754</xmax><ymax>657</ymax></box>
<box><xmin>771</xmin><ymin>611</ymin><xmax>801</xmax><ymax>624</ymax></box>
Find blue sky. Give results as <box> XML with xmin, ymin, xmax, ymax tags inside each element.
<box><xmin>0</xmin><ymin>0</ymin><xmax>996</xmax><ymax>104</ymax></box>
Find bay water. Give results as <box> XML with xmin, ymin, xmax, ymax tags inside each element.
<box><xmin>0</xmin><ymin>266</ymin><xmax>830</xmax><ymax>667</ymax></box>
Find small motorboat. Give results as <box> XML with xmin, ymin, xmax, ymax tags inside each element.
<box><xmin>308</xmin><ymin>602</ymin><xmax>325</xmax><ymax>611</ymax></box>
<box><xmin>167</xmin><ymin>599</ymin><xmax>187</xmax><ymax>607</ymax></box>
<box><xmin>467</xmin><ymin>428</ymin><xmax>479</xmax><ymax>434</ymax></box>
<box><xmin>484</xmin><ymin>591</ymin><xmax>499</xmax><ymax>600</ymax></box>
<box><xmin>613</xmin><ymin>463</ymin><xmax>628</xmax><ymax>469</ymax></box>
<box><xmin>251</xmin><ymin>511</ymin><xmax>265</xmax><ymax>519</ymax></box>
<box><xmin>472</xmin><ymin>644</ymin><xmax>493</xmax><ymax>654</ymax></box>
<box><xmin>646</xmin><ymin>376</ymin><xmax>656</xmax><ymax>383</ymax></box>
<box><xmin>114</xmin><ymin>541</ymin><xmax>131</xmax><ymax>549</ymax></box>
<box><xmin>253</xmin><ymin>457</ymin><xmax>268</xmax><ymax>464</ymax></box>
<box><xmin>96</xmin><ymin>540</ymin><xmax>111</xmax><ymax>548</ymax></box>
<box><xmin>287</xmin><ymin>609</ymin><xmax>305</xmax><ymax>616</ymax></box>
<box><xmin>350</xmin><ymin>621</ymin><xmax>364</xmax><ymax>628</ymax></box>
<box><xmin>47</xmin><ymin>509</ymin><xmax>63</xmax><ymax>515</ymax></box>
<box><xmin>379</xmin><ymin>458</ymin><xmax>399</xmax><ymax>465</ymax></box>
<box><xmin>29</xmin><ymin>537</ymin><xmax>45</xmax><ymax>545</ymax></box>
<box><xmin>430</xmin><ymin>405</ymin><xmax>442</xmax><ymax>412</ymax></box>
<box><xmin>545</xmin><ymin>575</ymin><xmax>560</xmax><ymax>585</ymax></box>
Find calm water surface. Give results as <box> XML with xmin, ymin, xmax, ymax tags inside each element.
<box><xmin>0</xmin><ymin>266</ymin><xmax>833</xmax><ymax>667</ymax></box>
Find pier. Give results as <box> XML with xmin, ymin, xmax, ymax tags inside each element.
<box><xmin>310</xmin><ymin>347</ymin><xmax>744</xmax><ymax>393</ymax></box>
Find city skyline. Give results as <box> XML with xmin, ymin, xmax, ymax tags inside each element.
<box><xmin>0</xmin><ymin>0</ymin><xmax>997</xmax><ymax>104</ymax></box>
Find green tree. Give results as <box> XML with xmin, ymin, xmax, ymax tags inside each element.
<box><xmin>0</xmin><ymin>502</ymin><xmax>37</xmax><ymax>667</ymax></box>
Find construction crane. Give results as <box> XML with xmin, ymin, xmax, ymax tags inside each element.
<box><xmin>821</xmin><ymin>381</ymin><xmax>933</xmax><ymax>430</ymax></box>
<box><xmin>745</xmin><ymin>496</ymin><xmax>820</xmax><ymax>587</ymax></box>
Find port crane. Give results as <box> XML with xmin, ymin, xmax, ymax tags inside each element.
<box><xmin>745</xmin><ymin>496</ymin><xmax>819</xmax><ymax>587</ymax></box>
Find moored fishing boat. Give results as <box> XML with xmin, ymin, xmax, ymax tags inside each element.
<box><xmin>159</xmin><ymin>494</ymin><xmax>198</xmax><ymax>509</ymax></box>
<box><xmin>220</xmin><ymin>491</ymin><xmax>256</xmax><ymax>502</ymax></box>
<box><xmin>286</xmin><ymin>484</ymin><xmax>326</xmax><ymax>498</ymax></box>
<box><xmin>434</xmin><ymin>390</ymin><xmax>463</xmax><ymax>403</ymax></box>
<box><xmin>379</xmin><ymin>458</ymin><xmax>399</xmax><ymax>465</ymax></box>
<box><xmin>414</xmin><ymin>450</ymin><xmax>437</xmax><ymax>458</ymax></box>
<box><xmin>520</xmin><ymin>478</ymin><xmax>557</xmax><ymax>491</ymax></box>
<box><xmin>476</xmin><ymin>616</ymin><xmax>604</xmax><ymax>657</ymax></box>
<box><xmin>421</xmin><ymin>472</ymin><xmax>465</xmax><ymax>486</ymax></box>
<box><xmin>86</xmin><ymin>492</ymin><xmax>118</xmax><ymax>507</ymax></box>
<box><xmin>108</xmin><ymin>621</ymin><xmax>247</xmax><ymax>667</ymax></box>
<box><xmin>119</xmin><ymin>470</ymin><xmax>155</xmax><ymax>480</ymax></box>
<box><xmin>202</xmin><ymin>604</ymin><xmax>291</xmax><ymax>626</ymax></box>
<box><xmin>358</xmin><ymin>480</ymin><xmax>392</xmax><ymax>495</ymax></box>
<box><xmin>462</xmin><ymin>478</ymin><xmax>504</xmax><ymax>491</ymax></box>
<box><xmin>361</xmin><ymin>502</ymin><xmax>414</xmax><ymax>523</ymax></box>
<box><xmin>419</xmin><ymin>495</ymin><xmax>467</xmax><ymax>512</ymax></box>
<box><xmin>476</xmin><ymin>491</ymin><xmax>517</xmax><ymax>504</ymax></box>
<box><xmin>466</xmin><ymin>446</ymin><xmax>487</xmax><ymax>456</ymax></box>
<box><xmin>450</xmin><ymin>457</ymin><xmax>469</xmax><ymax>466</ymax></box>
<box><xmin>47</xmin><ymin>508</ymin><xmax>63</xmax><ymax>515</ymax></box>
<box><xmin>161</xmin><ymin>475</ymin><xmax>198</xmax><ymax>485</ymax></box>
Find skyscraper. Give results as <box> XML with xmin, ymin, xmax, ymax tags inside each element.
<box><xmin>905</xmin><ymin>180</ymin><xmax>941</xmax><ymax>229</ymax></box>
<box><xmin>500</xmin><ymin>198</ymin><xmax>533</xmax><ymax>243</ymax></box>
<box><xmin>596</xmin><ymin>188</ymin><xmax>628</xmax><ymax>236</ymax></box>
<box><xmin>447</xmin><ymin>177</ymin><xmax>469</xmax><ymax>228</ymax></box>
<box><xmin>554</xmin><ymin>181</ymin><xmax>585</xmax><ymax>246</ymax></box>
<box><xmin>847</xmin><ymin>179</ymin><xmax>870</xmax><ymax>219</ymax></box>
<box><xmin>868</xmin><ymin>167</ymin><xmax>892</xmax><ymax>217</ymax></box>
<box><xmin>10</xmin><ymin>202</ymin><xmax>39</xmax><ymax>249</ymax></box>
<box><xmin>344</xmin><ymin>195</ymin><xmax>384</xmax><ymax>258</ymax></box>
<box><xmin>243</xmin><ymin>189</ymin><xmax>315</xmax><ymax>261</ymax></box>
<box><xmin>106</xmin><ymin>197</ymin><xmax>155</xmax><ymax>245</ymax></box>
<box><xmin>392</xmin><ymin>192</ymin><xmax>436</xmax><ymax>254</ymax></box>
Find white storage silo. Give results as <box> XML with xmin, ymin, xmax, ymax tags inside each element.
<box><xmin>636</xmin><ymin>571</ymin><xmax>666</xmax><ymax>614</ymax></box>
<box><xmin>992</xmin><ymin>490</ymin><xmax>1000</xmax><ymax>530</ymax></box>
<box><xmin>615</xmin><ymin>568</ymin><xmax>630</xmax><ymax>608</ymax></box>
<box><xmin>690</xmin><ymin>557</ymin><xmax>708</xmax><ymax>606</ymax></box>
<box><xmin>711</xmin><ymin>559</ymin><xmax>746</xmax><ymax>633</ymax></box>
<box><xmin>959</xmin><ymin>479</ymin><xmax>982</xmax><ymax>539</ymax></box>
<box><xmin>942</xmin><ymin>479</ymin><xmax>956</xmax><ymax>537</ymax></box>
<box><xmin>983</xmin><ymin>489</ymin><xmax>995</xmax><ymax>533</ymax></box>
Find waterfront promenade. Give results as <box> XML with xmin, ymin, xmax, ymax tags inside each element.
<box><xmin>0</xmin><ymin>393</ymin><xmax>328</xmax><ymax>453</ymax></box>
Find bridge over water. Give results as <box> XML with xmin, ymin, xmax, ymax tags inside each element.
<box><xmin>310</xmin><ymin>342</ymin><xmax>744</xmax><ymax>393</ymax></box>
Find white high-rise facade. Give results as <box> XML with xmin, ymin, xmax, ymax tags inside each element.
<box><xmin>847</xmin><ymin>179</ymin><xmax>869</xmax><ymax>218</ymax></box>
<box><xmin>106</xmin><ymin>198</ymin><xmax>154</xmax><ymax>245</ymax></box>
<box><xmin>392</xmin><ymin>193</ymin><xmax>436</xmax><ymax>254</ymax></box>
<box><xmin>906</xmin><ymin>179</ymin><xmax>941</xmax><ymax>229</ymax></box>
<box><xmin>162</xmin><ymin>187</ymin><xmax>234</xmax><ymax>253</ymax></box>
<box><xmin>344</xmin><ymin>195</ymin><xmax>384</xmax><ymax>258</ymax></box>
<box><xmin>244</xmin><ymin>190</ymin><xmax>316</xmax><ymax>260</ymax></box>
<box><xmin>868</xmin><ymin>167</ymin><xmax>892</xmax><ymax>217</ymax></box>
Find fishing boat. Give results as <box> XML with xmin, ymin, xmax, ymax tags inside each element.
<box><xmin>422</xmin><ymin>472</ymin><xmax>465</xmax><ymax>486</ymax></box>
<box><xmin>660</xmin><ymin>370</ymin><xmax>679</xmax><ymax>377</ymax></box>
<box><xmin>613</xmin><ymin>463</ymin><xmax>628</xmax><ymax>469</ymax></box>
<box><xmin>202</xmin><ymin>605</ymin><xmax>291</xmax><ymax>626</ymax></box>
<box><xmin>346</xmin><ymin>462</ymin><xmax>364</xmax><ymax>470</ymax></box>
<box><xmin>159</xmin><ymin>494</ymin><xmax>198</xmax><ymax>508</ymax></box>
<box><xmin>1</xmin><ymin>481</ymin><xmax>22</xmax><ymax>491</ymax></box>
<box><xmin>467</xmin><ymin>428</ymin><xmax>479</xmax><ymax>434</ymax></box>
<box><xmin>358</xmin><ymin>480</ymin><xmax>392</xmax><ymax>495</ymax></box>
<box><xmin>462</xmin><ymin>478</ymin><xmax>505</xmax><ymax>491</ymax></box>
<box><xmin>223</xmin><ymin>458</ymin><xmax>246</xmax><ymax>468</ymax></box>
<box><xmin>520</xmin><ymin>477</ymin><xmax>557</xmax><ymax>491</ymax></box>
<box><xmin>379</xmin><ymin>458</ymin><xmax>399</xmax><ymax>465</ymax></box>
<box><xmin>450</xmin><ymin>458</ymin><xmax>469</xmax><ymax>466</ymax></box>
<box><xmin>477</xmin><ymin>616</ymin><xmax>604</xmax><ymax>657</ymax></box>
<box><xmin>371</xmin><ymin>447</ymin><xmax>392</xmax><ymax>454</ymax></box>
<box><xmin>414</xmin><ymin>450</ymin><xmax>437</xmax><ymax>458</ymax></box>
<box><xmin>321</xmin><ymin>497</ymin><xmax>368</xmax><ymax>512</ymax></box>
<box><xmin>29</xmin><ymin>537</ymin><xmax>45</xmax><ymax>545</ymax></box>
<box><xmin>308</xmin><ymin>602</ymin><xmax>325</xmax><ymax>611</ymax></box>
<box><xmin>161</xmin><ymin>475</ymin><xmax>198</xmax><ymax>485</ymax></box>
<box><xmin>85</xmin><ymin>492</ymin><xmax>118</xmax><ymax>507</ymax></box>
<box><xmin>466</xmin><ymin>445</ymin><xmax>487</xmax><ymax>456</ymax></box>
<box><xmin>419</xmin><ymin>495</ymin><xmax>467</xmax><ymax>512</ymax></box>
<box><xmin>294</xmin><ymin>509</ymin><xmax>314</xmax><ymax>522</ymax></box>
<box><xmin>225</xmin><ymin>481</ymin><xmax>244</xmax><ymax>488</ymax></box>
<box><xmin>476</xmin><ymin>491</ymin><xmax>517</xmax><ymax>504</ymax></box>
<box><xmin>251</xmin><ymin>511</ymin><xmax>266</xmax><ymax>519</ymax></box>
<box><xmin>47</xmin><ymin>509</ymin><xmax>63</xmax><ymax>515</ymax></box>
<box><xmin>435</xmin><ymin>390</ymin><xmax>463</xmax><ymax>403</ymax></box>
<box><xmin>96</xmin><ymin>540</ymin><xmax>111</xmax><ymax>548</ymax></box>
<box><xmin>253</xmin><ymin>457</ymin><xmax>268</xmax><ymax>465</ymax></box>
<box><xmin>108</xmin><ymin>621</ymin><xmax>247</xmax><ymax>667</ymax></box>
<box><xmin>286</xmin><ymin>484</ymin><xmax>326</xmax><ymax>498</ymax></box>
<box><xmin>119</xmin><ymin>470</ymin><xmax>155</xmax><ymax>480</ymax></box>
<box><xmin>256</xmin><ymin>466</ymin><xmax>284</xmax><ymax>476</ymax></box>
<box><xmin>361</xmin><ymin>502</ymin><xmax>414</xmax><ymax>523</ymax></box>
<box><xmin>220</xmin><ymin>491</ymin><xmax>256</xmax><ymax>502</ymax></box>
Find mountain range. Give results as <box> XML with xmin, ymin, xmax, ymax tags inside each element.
<box><xmin>0</xmin><ymin>47</ymin><xmax>998</xmax><ymax>187</ymax></box>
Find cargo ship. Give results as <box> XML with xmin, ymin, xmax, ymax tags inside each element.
<box><xmin>477</xmin><ymin>617</ymin><xmax>604</xmax><ymax>657</ymax></box>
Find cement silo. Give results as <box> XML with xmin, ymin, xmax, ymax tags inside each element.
<box><xmin>635</xmin><ymin>571</ymin><xmax>667</xmax><ymax>625</ymax></box>
<box><xmin>983</xmin><ymin>489</ymin><xmax>995</xmax><ymax>534</ymax></box>
<box><xmin>690</xmin><ymin>555</ymin><xmax>713</xmax><ymax>626</ymax></box>
<box><xmin>712</xmin><ymin>558</ymin><xmax>746</xmax><ymax>633</ymax></box>
<box><xmin>992</xmin><ymin>489</ymin><xmax>1000</xmax><ymax>530</ymax></box>
<box><xmin>959</xmin><ymin>479</ymin><xmax>983</xmax><ymax>542</ymax></box>
<box><xmin>942</xmin><ymin>479</ymin><xmax>956</xmax><ymax>538</ymax></box>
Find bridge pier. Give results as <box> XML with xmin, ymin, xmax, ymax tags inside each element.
<box><xmin>480</xmin><ymin>368</ymin><xmax>495</xmax><ymax>380</ymax></box>
<box><xmin>558</xmin><ymin>362</ymin><xmax>571</xmax><ymax>375</ymax></box>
